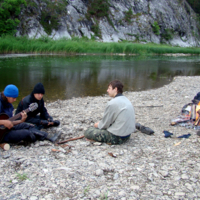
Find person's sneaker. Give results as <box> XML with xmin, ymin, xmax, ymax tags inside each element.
<box><xmin>53</xmin><ymin>120</ymin><xmax>60</xmax><ymax>126</ymax></box>
<box><xmin>48</xmin><ymin>120</ymin><xmax>60</xmax><ymax>127</ymax></box>
<box><xmin>135</xmin><ymin>123</ymin><xmax>154</xmax><ymax>135</ymax></box>
<box><xmin>46</xmin><ymin>131</ymin><xmax>62</xmax><ymax>143</ymax></box>
<box><xmin>135</xmin><ymin>123</ymin><xmax>142</xmax><ymax>130</ymax></box>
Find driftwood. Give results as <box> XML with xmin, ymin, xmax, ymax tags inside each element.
<box><xmin>0</xmin><ymin>143</ymin><xmax>10</xmax><ymax>151</ymax></box>
<box><xmin>57</xmin><ymin>136</ymin><xmax>85</xmax><ymax>144</ymax></box>
<box><xmin>135</xmin><ymin>105</ymin><xmax>163</xmax><ymax>108</ymax></box>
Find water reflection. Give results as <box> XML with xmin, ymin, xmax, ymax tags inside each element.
<box><xmin>0</xmin><ymin>55</ymin><xmax>200</xmax><ymax>106</ymax></box>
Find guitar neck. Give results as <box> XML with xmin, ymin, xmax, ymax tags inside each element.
<box><xmin>9</xmin><ymin>108</ymin><xmax>30</xmax><ymax>121</ymax></box>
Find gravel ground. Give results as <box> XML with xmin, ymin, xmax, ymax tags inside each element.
<box><xmin>0</xmin><ymin>76</ymin><xmax>200</xmax><ymax>200</ymax></box>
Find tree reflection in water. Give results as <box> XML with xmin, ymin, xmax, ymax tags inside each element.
<box><xmin>0</xmin><ymin>55</ymin><xmax>200</xmax><ymax>107</ymax></box>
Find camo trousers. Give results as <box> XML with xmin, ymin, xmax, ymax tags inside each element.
<box><xmin>84</xmin><ymin>127</ymin><xmax>130</xmax><ymax>145</ymax></box>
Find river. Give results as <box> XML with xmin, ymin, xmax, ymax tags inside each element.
<box><xmin>0</xmin><ymin>54</ymin><xmax>200</xmax><ymax>106</ymax></box>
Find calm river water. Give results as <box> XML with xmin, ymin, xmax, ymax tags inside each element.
<box><xmin>0</xmin><ymin>55</ymin><xmax>200</xmax><ymax>106</ymax></box>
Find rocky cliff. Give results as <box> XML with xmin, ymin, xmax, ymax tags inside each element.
<box><xmin>17</xmin><ymin>0</ymin><xmax>200</xmax><ymax>47</ymax></box>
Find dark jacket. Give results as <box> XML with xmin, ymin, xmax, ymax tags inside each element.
<box><xmin>0</xmin><ymin>93</ymin><xmax>14</xmax><ymax>117</ymax></box>
<box><xmin>15</xmin><ymin>92</ymin><xmax>51</xmax><ymax>125</ymax></box>
<box><xmin>192</xmin><ymin>92</ymin><xmax>200</xmax><ymax>104</ymax></box>
<box><xmin>194</xmin><ymin>92</ymin><xmax>200</xmax><ymax>101</ymax></box>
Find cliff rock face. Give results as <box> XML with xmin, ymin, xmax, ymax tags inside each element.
<box><xmin>17</xmin><ymin>0</ymin><xmax>200</xmax><ymax>47</ymax></box>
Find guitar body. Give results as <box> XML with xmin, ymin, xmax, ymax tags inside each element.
<box><xmin>0</xmin><ymin>113</ymin><xmax>9</xmax><ymax>121</ymax></box>
<box><xmin>0</xmin><ymin>102</ymin><xmax>38</xmax><ymax>142</ymax></box>
<box><xmin>0</xmin><ymin>113</ymin><xmax>10</xmax><ymax>142</ymax></box>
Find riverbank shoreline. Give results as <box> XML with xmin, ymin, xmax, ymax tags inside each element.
<box><xmin>1</xmin><ymin>36</ymin><xmax>200</xmax><ymax>55</ymax></box>
<box><xmin>0</xmin><ymin>52</ymin><xmax>199</xmax><ymax>58</ymax></box>
<box><xmin>0</xmin><ymin>76</ymin><xmax>200</xmax><ymax>199</ymax></box>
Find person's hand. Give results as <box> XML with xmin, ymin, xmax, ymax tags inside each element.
<box><xmin>48</xmin><ymin>121</ymin><xmax>54</xmax><ymax>126</ymax></box>
<box><xmin>94</xmin><ymin>122</ymin><xmax>99</xmax><ymax>128</ymax></box>
<box><xmin>20</xmin><ymin>111</ymin><xmax>27</xmax><ymax>122</ymax></box>
<box><xmin>47</xmin><ymin>118</ymin><xmax>54</xmax><ymax>125</ymax></box>
<box><xmin>3</xmin><ymin>120</ymin><xmax>14</xmax><ymax>129</ymax></box>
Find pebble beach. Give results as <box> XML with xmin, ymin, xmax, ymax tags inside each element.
<box><xmin>0</xmin><ymin>76</ymin><xmax>200</xmax><ymax>200</ymax></box>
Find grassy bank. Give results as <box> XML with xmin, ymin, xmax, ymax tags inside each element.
<box><xmin>0</xmin><ymin>35</ymin><xmax>200</xmax><ymax>55</ymax></box>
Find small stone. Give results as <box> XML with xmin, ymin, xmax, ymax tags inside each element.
<box><xmin>95</xmin><ymin>169</ymin><xmax>103</xmax><ymax>176</ymax></box>
<box><xmin>30</xmin><ymin>196</ymin><xmax>38</xmax><ymax>200</ymax></box>
<box><xmin>113</xmin><ymin>173</ymin><xmax>119</xmax><ymax>180</ymax></box>
<box><xmin>95</xmin><ymin>190</ymin><xmax>101</xmax><ymax>196</ymax></box>
<box><xmin>149</xmin><ymin>163</ymin><xmax>155</xmax><ymax>167</ymax></box>
<box><xmin>175</xmin><ymin>192</ymin><xmax>185</xmax><ymax>196</ymax></box>
<box><xmin>181</xmin><ymin>174</ymin><xmax>189</xmax><ymax>180</ymax></box>
<box><xmin>137</xmin><ymin>168</ymin><xmax>142</xmax><ymax>172</ymax></box>
<box><xmin>21</xmin><ymin>195</ymin><xmax>26</xmax><ymax>200</ymax></box>
<box><xmin>44</xmin><ymin>194</ymin><xmax>54</xmax><ymax>200</ymax></box>
<box><xmin>130</xmin><ymin>185</ymin><xmax>140</xmax><ymax>190</ymax></box>
<box><xmin>185</xmin><ymin>183</ymin><xmax>193</xmax><ymax>191</ymax></box>
<box><xmin>93</xmin><ymin>142</ymin><xmax>102</xmax><ymax>146</ymax></box>
<box><xmin>39</xmin><ymin>141</ymin><xmax>45</xmax><ymax>146</ymax></box>
<box><xmin>3</xmin><ymin>153</ymin><xmax>10</xmax><ymax>159</ymax></box>
<box><xmin>159</xmin><ymin>170</ymin><xmax>169</xmax><ymax>177</ymax></box>
<box><xmin>174</xmin><ymin>176</ymin><xmax>181</xmax><ymax>181</ymax></box>
<box><xmin>118</xmin><ymin>190</ymin><xmax>126</xmax><ymax>197</ymax></box>
<box><xmin>34</xmin><ymin>143</ymin><xmax>39</xmax><ymax>147</ymax></box>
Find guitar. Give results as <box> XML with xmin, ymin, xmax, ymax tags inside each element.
<box><xmin>0</xmin><ymin>103</ymin><xmax>38</xmax><ymax>142</ymax></box>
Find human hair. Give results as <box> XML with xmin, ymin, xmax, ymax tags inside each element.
<box><xmin>1</xmin><ymin>92</ymin><xmax>8</xmax><ymax>102</ymax></box>
<box><xmin>108</xmin><ymin>80</ymin><xmax>124</xmax><ymax>94</ymax></box>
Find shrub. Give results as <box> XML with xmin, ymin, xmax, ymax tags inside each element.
<box><xmin>38</xmin><ymin>0</ymin><xmax>67</xmax><ymax>35</ymax></box>
<box><xmin>87</xmin><ymin>0</ymin><xmax>110</xmax><ymax>19</ymax></box>
<box><xmin>40</xmin><ymin>12</ymin><xmax>59</xmax><ymax>35</ymax></box>
<box><xmin>161</xmin><ymin>28</ymin><xmax>174</xmax><ymax>41</ymax></box>
<box><xmin>124</xmin><ymin>8</ymin><xmax>133</xmax><ymax>24</ymax></box>
<box><xmin>186</xmin><ymin>0</ymin><xmax>200</xmax><ymax>15</ymax></box>
<box><xmin>152</xmin><ymin>21</ymin><xmax>160</xmax><ymax>35</ymax></box>
<box><xmin>0</xmin><ymin>0</ymin><xmax>27</xmax><ymax>36</ymax></box>
<box><xmin>91</xmin><ymin>19</ymin><xmax>101</xmax><ymax>38</ymax></box>
<box><xmin>86</xmin><ymin>0</ymin><xmax>115</xmax><ymax>37</ymax></box>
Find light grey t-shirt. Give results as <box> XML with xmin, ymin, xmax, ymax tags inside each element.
<box><xmin>98</xmin><ymin>95</ymin><xmax>135</xmax><ymax>137</ymax></box>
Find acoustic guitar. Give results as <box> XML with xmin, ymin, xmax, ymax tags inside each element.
<box><xmin>0</xmin><ymin>102</ymin><xmax>38</xmax><ymax>142</ymax></box>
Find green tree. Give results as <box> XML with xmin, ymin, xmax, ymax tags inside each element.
<box><xmin>86</xmin><ymin>0</ymin><xmax>112</xmax><ymax>38</ymax></box>
<box><xmin>87</xmin><ymin>0</ymin><xmax>110</xmax><ymax>19</ymax></box>
<box><xmin>0</xmin><ymin>0</ymin><xmax>26</xmax><ymax>36</ymax></box>
<box><xmin>186</xmin><ymin>0</ymin><xmax>200</xmax><ymax>15</ymax></box>
<box><xmin>39</xmin><ymin>0</ymin><xmax>68</xmax><ymax>35</ymax></box>
<box><xmin>152</xmin><ymin>21</ymin><xmax>160</xmax><ymax>35</ymax></box>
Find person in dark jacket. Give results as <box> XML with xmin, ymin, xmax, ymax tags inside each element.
<box><xmin>15</xmin><ymin>83</ymin><xmax>60</xmax><ymax>130</ymax></box>
<box><xmin>0</xmin><ymin>84</ymin><xmax>55</xmax><ymax>144</ymax></box>
<box><xmin>192</xmin><ymin>92</ymin><xmax>200</xmax><ymax>104</ymax></box>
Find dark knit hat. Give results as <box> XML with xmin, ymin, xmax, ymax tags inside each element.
<box><xmin>4</xmin><ymin>84</ymin><xmax>19</xmax><ymax>98</ymax></box>
<box><xmin>33</xmin><ymin>83</ymin><xmax>45</xmax><ymax>94</ymax></box>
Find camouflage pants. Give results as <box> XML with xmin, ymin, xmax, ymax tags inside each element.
<box><xmin>84</xmin><ymin>127</ymin><xmax>130</xmax><ymax>145</ymax></box>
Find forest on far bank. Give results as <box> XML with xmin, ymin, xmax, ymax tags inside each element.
<box><xmin>186</xmin><ymin>0</ymin><xmax>200</xmax><ymax>15</ymax></box>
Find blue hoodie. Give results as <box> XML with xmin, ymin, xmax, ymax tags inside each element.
<box><xmin>0</xmin><ymin>93</ymin><xmax>14</xmax><ymax>118</ymax></box>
